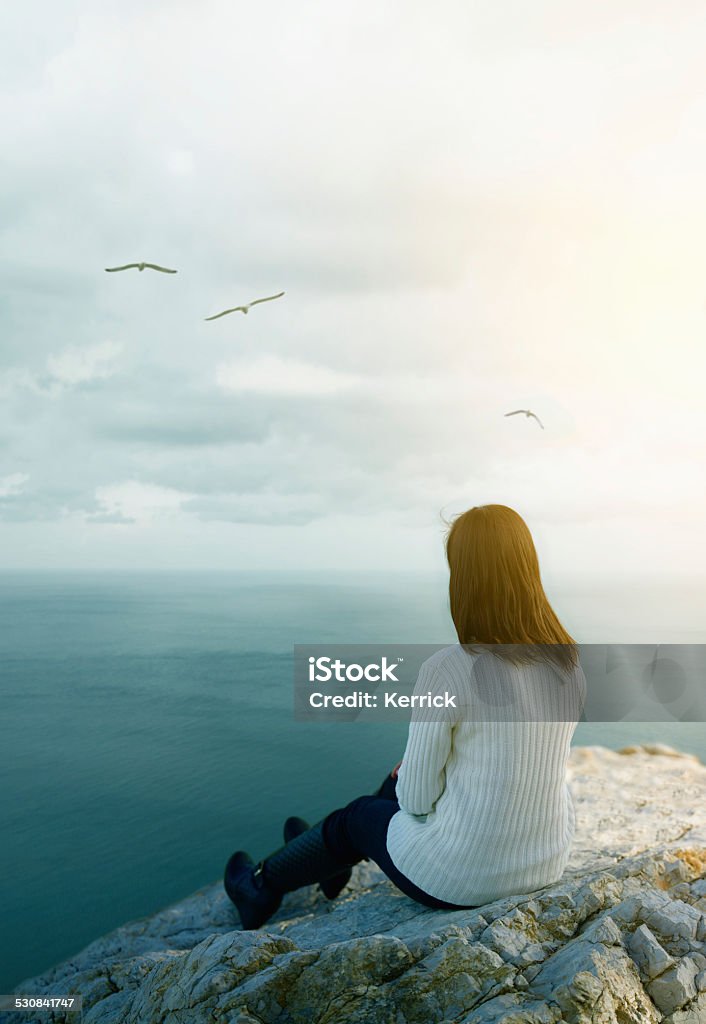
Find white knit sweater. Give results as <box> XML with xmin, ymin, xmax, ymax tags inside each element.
<box><xmin>386</xmin><ymin>644</ymin><xmax>586</xmax><ymax>906</ymax></box>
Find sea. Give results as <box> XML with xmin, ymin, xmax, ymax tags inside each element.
<box><xmin>1</xmin><ymin>570</ymin><xmax>704</xmax><ymax>991</ymax></box>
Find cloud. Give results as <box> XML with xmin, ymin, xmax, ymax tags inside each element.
<box><xmin>0</xmin><ymin>472</ymin><xmax>29</xmax><ymax>497</ymax></box>
<box><xmin>0</xmin><ymin>486</ymin><xmax>79</xmax><ymax>522</ymax></box>
<box><xmin>0</xmin><ymin>367</ymin><xmax>47</xmax><ymax>400</ymax></box>
<box><xmin>46</xmin><ymin>340</ymin><xmax>122</xmax><ymax>387</ymax></box>
<box><xmin>0</xmin><ymin>1</ymin><xmax>705</xmax><ymax>573</ymax></box>
<box><xmin>216</xmin><ymin>356</ymin><xmax>362</xmax><ymax>396</ymax></box>
<box><xmin>93</xmin><ymin>380</ymin><xmax>272</xmax><ymax>447</ymax></box>
<box><xmin>85</xmin><ymin>510</ymin><xmax>136</xmax><ymax>525</ymax></box>
<box><xmin>165</xmin><ymin>149</ymin><xmax>195</xmax><ymax>177</ymax></box>
<box><xmin>183</xmin><ymin>492</ymin><xmax>325</xmax><ymax>526</ymax></box>
<box><xmin>92</xmin><ymin>480</ymin><xmax>194</xmax><ymax>525</ymax></box>
<box><xmin>0</xmin><ymin>342</ymin><xmax>122</xmax><ymax>399</ymax></box>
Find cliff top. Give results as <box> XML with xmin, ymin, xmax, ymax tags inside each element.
<box><xmin>14</xmin><ymin>744</ymin><xmax>706</xmax><ymax>1024</ymax></box>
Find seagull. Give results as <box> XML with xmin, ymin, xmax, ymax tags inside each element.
<box><xmin>504</xmin><ymin>409</ymin><xmax>544</xmax><ymax>429</ymax></box>
<box><xmin>204</xmin><ymin>291</ymin><xmax>285</xmax><ymax>320</ymax></box>
<box><xmin>105</xmin><ymin>262</ymin><xmax>177</xmax><ymax>274</ymax></box>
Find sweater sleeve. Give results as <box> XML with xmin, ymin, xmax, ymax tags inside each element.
<box><xmin>395</xmin><ymin>656</ymin><xmax>460</xmax><ymax>817</ymax></box>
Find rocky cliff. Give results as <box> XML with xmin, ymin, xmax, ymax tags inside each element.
<box><xmin>10</xmin><ymin>744</ymin><xmax>706</xmax><ymax>1024</ymax></box>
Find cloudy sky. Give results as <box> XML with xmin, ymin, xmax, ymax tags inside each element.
<box><xmin>1</xmin><ymin>0</ymin><xmax>705</xmax><ymax>577</ymax></box>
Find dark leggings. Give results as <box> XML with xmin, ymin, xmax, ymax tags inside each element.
<box><xmin>321</xmin><ymin>773</ymin><xmax>471</xmax><ymax>911</ymax></box>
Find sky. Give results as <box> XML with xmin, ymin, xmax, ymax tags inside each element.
<box><xmin>1</xmin><ymin>0</ymin><xmax>705</xmax><ymax>577</ymax></box>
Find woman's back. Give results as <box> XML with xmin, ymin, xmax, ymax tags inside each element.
<box><xmin>226</xmin><ymin>503</ymin><xmax>589</xmax><ymax>928</ymax></box>
<box><xmin>386</xmin><ymin>645</ymin><xmax>586</xmax><ymax>905</ymax></box>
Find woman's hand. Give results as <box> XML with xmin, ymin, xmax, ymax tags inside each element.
<box><xmin>391</xmin><ymin>760</ymin><xmax>403</xmax><ymax>778</ymax></box>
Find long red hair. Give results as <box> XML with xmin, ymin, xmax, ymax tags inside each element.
<box><xmin>445</xmin><ymin>504</ymin><xmax>577</xmax><ymax>670</ymax></box>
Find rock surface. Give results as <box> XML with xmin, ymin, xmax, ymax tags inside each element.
<box><xmin>8</xmin><ymin>744</ymin><xmax>706</xmax><ymax>1024</ymax></box>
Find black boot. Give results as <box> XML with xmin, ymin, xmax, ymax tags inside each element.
<box><xmin>224</xmin><ymin>823</ymin><xmax>352</xmax><ymax>930</ymax></box>
<box><xmin>284</xmin><ymin>817</ymin><xmax>352</xmax><ymax>900</ymax></box>
<box><xmin>223</xmin><ymin>851</ymin><xmax>283</xmax><ymax>930</ymax></box>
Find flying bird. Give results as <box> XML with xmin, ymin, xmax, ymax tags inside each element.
<box><xmin>504</xmin><ymin>409</ymin><xmax>544</xmax><ymax>429</ymax></box>
<box><xmin>105</xmin><ymin>262</ymin><xmax>177</xmax><ymax>274</ymax></box>
<box><xmin>204</xmin><ymin>291</ymin><xmax>285</xmax><ymax>320</ymax></box>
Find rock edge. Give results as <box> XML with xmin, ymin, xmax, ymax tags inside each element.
<box><xmin>8</xmin><ymin>744</ymin><xmax>706</xmax><ymax>1024</ymax></box>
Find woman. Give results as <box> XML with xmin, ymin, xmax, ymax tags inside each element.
<box><xmin>224</xmin><ymin>503</ymin><xmax>586</xmax><ymax>928</ymax></box>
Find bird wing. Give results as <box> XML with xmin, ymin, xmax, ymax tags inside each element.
<box><xmin>530</xmin><ymin>413</ymin><xmax>545</xmax><ymax>429</ymax></box>
<box><xmin>143</xmin><ymin>263</ymin><xmax>178</xmax><ymax>273</ymax></box>
<box><xmin>204</xmin><ymin>307</ymin><xmax>246</xmax><ymax>321</ymax></box>
<box><xmin>105</xmin><ymin>264</ymin><xmax>139</xmax><ymax>272</ymax></box>
<box><xmin>249</xmin><ymin>291</ymin><xmax>285</xmax><ymax>307</ymax></box>
<box><xmin>504</xmin><ymin>410</ymin><xmax>525</xmax><ymax>417</ymax></box>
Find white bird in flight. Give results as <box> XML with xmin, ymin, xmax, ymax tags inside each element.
<box><xmin>504</xmin><ymin>409</ymin><xmax>544</xmax><ymax>429</ymax></box>
<box><xmin>105</xmin><ymin>262</ymin><xmax>177</xmax><ymax>274</ymax></box>
<box><xmin>205</xmin><ymin>291</ymin><xmax>285</xmax><ymax>320</ymax></box>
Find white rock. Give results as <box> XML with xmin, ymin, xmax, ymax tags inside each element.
<box><xmin>644</xmin><ymin>900</ymin><xmax>702</xmax><ymax>953</ymax></box>
<box><xmin>665</xmin><ymin>860</ymin><xmax>692</xmax><ymax>885</ymax></box>
<box><xmin>13</xmin><ymin>746</ymin><xmax>706</xmax><ymax>1024</ymax></box>
<box><xmin>662</xmin><ymin>991</ymin><xmax>706</xmax><ymax>1024</ymax></box>
<box><xmin>627</xmin><ymin>923</ymin><xmax>676</xmax><ymax>980</ymax></box>
<box><xmin>647</xmin><ymin>957</ymin><xmax>699</xmax><ymax>1015</ymax></box>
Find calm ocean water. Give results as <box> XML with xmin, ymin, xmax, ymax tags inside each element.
<box><xmin>1</xmin><ymin>570</ymin><xmax>704</xmax><ymax>990</ymax></box>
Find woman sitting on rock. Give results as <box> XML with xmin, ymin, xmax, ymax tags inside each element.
<box><xmin>224</xmin><ymin>503</ymin><xmax>586</xmax><ymax>928</ymax></box>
